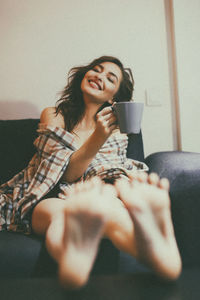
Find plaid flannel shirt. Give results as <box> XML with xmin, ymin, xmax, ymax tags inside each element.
<box><xmin>0</xmin><ymin>124</ymin><xmax>148</xmax><ymax>233</ymax></box>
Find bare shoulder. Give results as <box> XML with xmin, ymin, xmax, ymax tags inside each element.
<box><xmin>40</xmin><ymin>107</ymin><xmax>65</xmax><ymax>128</ymax></box>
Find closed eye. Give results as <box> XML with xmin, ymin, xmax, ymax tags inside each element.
<box><xmin>93</xmin><ymin>66</ymin><xmax>101</xmax><ymax>72</ymax></box>
<box><xmin>108</xmin><ymin>77</ymin><xmax>114</xmax><ymax>83</ymax></box>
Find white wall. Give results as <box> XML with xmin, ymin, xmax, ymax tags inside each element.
<box><xmin>173</xmin><ymin>0</ymin><xmax>200</xmax><ymax>153</ymax></box>
<box><xmin>0</xmin><ymin>0</ymin><xmax>174</xmax><ymax>157</ymax></box>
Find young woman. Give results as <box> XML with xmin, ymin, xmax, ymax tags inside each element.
<box><xmin>0</xmin><ymin>56</ymin><xmax>182</xmax><ymax>289</ymax></box>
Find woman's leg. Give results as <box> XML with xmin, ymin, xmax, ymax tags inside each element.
<box><xmin>56</xmin><ymin>174</ymin><xmax>181</xmax><ymax>283</ymax></box>
<box><xmin>31</xmin><ymin>178</ymin><xmax>112</xmax><ymax>289</ymax></box>
<box><xmin>111</xmin><ymin>172</ymin><xmax>182</xmax><ymax>280</ymax></box>
<box><xmin>31</xmin><ymin>173</ymin><xmax>182</xmax><ymax>288</ymax></box>
<box><xmin>32</xmin><ymin>197</ymin><xmax>66</xmax><ymax>262</ymax></box>
<box><xmin>58</xmin><ymin>179</ymin><xmax>112</xmax><ymax>288</ymax></box>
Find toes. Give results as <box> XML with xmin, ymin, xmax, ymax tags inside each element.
<box><xmin>74</xmin><ymin>181</ymin><xmax>85</xmax><ymax>193</ymax></box>
<box><xmin>159</xmin><ymin>178</ymin><xmax>170</xmax><ymax>191</ymax></box>
<box><xmin>128</xmin><ymin>171</ymin><xmax>148</xmax><ymax>185</ymax></box>
<box><xmin>115</xmin><ymin>179</ymin><xmax>133</xmax><ymax>206</ymax></box>
<box><xmin>71</xmin><ymin>177</ymin><xmax>102</xmax><ymax>195</ymax></box>
<box><xmin>127</xmin><ymin>170</ymin><xmax>139</xmax><ymax>180</ymax></box>
<box><xmin>148</xmin><ymin>173</ymin><xmax>160</xmax><ymax>186</ymax></box>
<box><xmin>115</xmin><ymin>178</ymin><xmax>129</xmax><ymax>193</ymax></box>
<box><xmin>136</xmin><ymin>172</ymin><xmax>148</xmax><ymax>183</ymax></box>
<box><xmin>147</xmin><ymin>173</ymin><xmax>170</xmax><ymax>191</ymax></box>
<box><xmin>85</xmin><ymin>177</ymin><xmax>102</xmax><ymax>192</ymax></box>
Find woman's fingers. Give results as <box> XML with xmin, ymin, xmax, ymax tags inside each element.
<box><xmin>109</xmin><ymin>123</ymin><xmax>118</xmax><ymax>131</ymax></box>
<box><xmin>99</xmin><ymin>106</ymin><xmax>113</xmax><ymax>116</ymax></box>
<box><xmin>95</xmin><ymin>106</ymin><xmax>118</xmax><ymax>136</ymax></box>
<box><xmin>97</xmin><ymin>107</ymin><xmax>117</xmax><ymax>122</ymax></box>
<box><xmin>97</xmin><ymin>106</ymin><xmax>117</xmax><ymax>119</ymax></box>
<box><xmin>98</xmin><ymin>115</ymin><xmax>117</xmax><ymax>129</ymax></box>
<box><xmin>107</xmin><ymin>116</ymin><xmax>117</xmax><ymax>127</ymax></box>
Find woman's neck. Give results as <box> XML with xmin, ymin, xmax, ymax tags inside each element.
<box><xmin>81</xmin><ymin>101</ymin><xmax>101</xmax><ymax>130</ymax></box>
<box><xmin>72</xmin><ymin>105</ymin><xmax>98</xmax><ymax>147</ymax></box>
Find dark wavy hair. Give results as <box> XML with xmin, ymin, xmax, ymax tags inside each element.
<box><xmin>56</xmin><ymin>56</ymin><xmax>134</xmax><ymax>132</ymax></box>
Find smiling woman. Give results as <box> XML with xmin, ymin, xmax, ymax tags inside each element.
<box><xmin>0</xmin><ymin>55</ymin><xmax>182</xmax><ymax>289</ymax></box>
<box><xmin>55</xmin><ymin>56</ymin><xmax>134</xmax><ymax>133</ymax></box>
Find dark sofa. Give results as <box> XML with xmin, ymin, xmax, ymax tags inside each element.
<box><xmin>0</xmin><ymin>118</ymin><xmax>200</xmax><ymax>299</ymax></box>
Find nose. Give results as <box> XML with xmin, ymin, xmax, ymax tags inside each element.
<box><xmin>93</xmin><ymin>75</ymin><xmax>103</xmax><ymax>88</ymax></box>
<box><xmin>95</xmin><ymin>71</ymin><xmax>106</xmax><ymax>84</ymax></box>
<box><xmin>93</xmin><ymin>73</ymin><xmax>104</xmax><ymax>90</ymax></box>
<box><xmin>95</xmin><ymin>73</ymin><xmax>103</xmax><ymax>81</ymax></box>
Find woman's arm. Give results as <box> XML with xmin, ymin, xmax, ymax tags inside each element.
<box><xmin>62</xmin><ymin>107</ymin><xmax>117</xmax><ymax>183</ymax></box>
<box><xmin>40</xmin><ymin>106</ymin><xmax>117</xmax><ymax>183</ymax></box>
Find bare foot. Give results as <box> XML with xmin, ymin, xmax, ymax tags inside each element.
<box><xmin>58</xmin><ymin>177</ymin><xmax>115</xmax><ymax>289</ymax></box>
<box><xmin>115</xmin><ymin>172</ymin><xmax>182</xmax><ymax>280</ymax></box>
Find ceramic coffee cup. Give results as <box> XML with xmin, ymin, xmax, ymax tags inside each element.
<box><xmin>113</xmin><ymin>101</ymin><xmax>144</xmax><ymax>134</ymax></box>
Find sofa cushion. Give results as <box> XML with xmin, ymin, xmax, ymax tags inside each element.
<box><xmin>0</xmin><ymin>231</ymin><xmax>119</xmax><ymax>278</ymax></box>
<box><xmin>0</xmin><ymin>232</ymin><xmax>43</xmax><ymax>278</ymax></box>
<box><xmin>0</xmin><ymin>119</ymin><xmax>39</xmax><ymax>185</ymax></box>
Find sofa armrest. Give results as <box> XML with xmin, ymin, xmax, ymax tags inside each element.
<box><xmin>144</xmin><ymin>151</ymin><xmax>200</xmax><ymax>267</ymax></box>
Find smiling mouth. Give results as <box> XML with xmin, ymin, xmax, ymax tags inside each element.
<box><xmin>88</xmin><ymin>80</ymin><xmax>102</xmax><ymax>90</ymax></box>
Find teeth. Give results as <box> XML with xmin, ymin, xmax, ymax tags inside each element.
<box><xmin>89</xmin><ymin>80</ymin><xmax>101</xmax><ymax>90</ymax></box>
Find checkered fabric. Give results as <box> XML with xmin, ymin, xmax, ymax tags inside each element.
<box><xmin>0</xmin><ymin>124</ymin><xmax>148</xmax><ymax>234</ymax></box>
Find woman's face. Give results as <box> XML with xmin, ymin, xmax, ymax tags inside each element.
<box><xmin>81</xmin><ymin>61</ymin><xmax>122</xmax><ymax>105</ymax></box>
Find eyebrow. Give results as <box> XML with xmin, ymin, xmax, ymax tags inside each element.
<box><xmin>97</xmin><ymin>64</ymin><xmax>119</xmax><ymax>82</ymax></box>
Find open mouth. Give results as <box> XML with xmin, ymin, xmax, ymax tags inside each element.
<box><xmin>88</xmin><ymin>80</ymin><xmax>102</xmax><ymax>90</ymax></box>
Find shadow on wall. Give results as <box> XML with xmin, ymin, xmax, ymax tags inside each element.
<box><xmin>0</xmin><ymin>100</ymin><xmax>40</xmax><ymax>120</ymax></box>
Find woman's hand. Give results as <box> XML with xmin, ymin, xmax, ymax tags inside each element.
<box><xmin>95</xmin><ymin>106</ymin><xmax>117</xmax><ymax>138</ymax></box>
